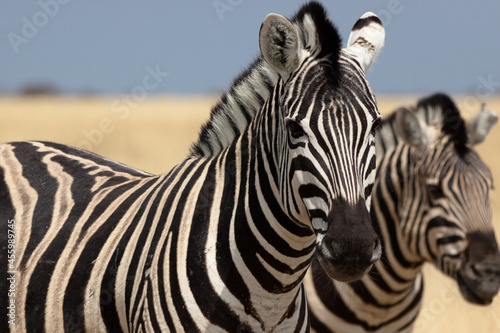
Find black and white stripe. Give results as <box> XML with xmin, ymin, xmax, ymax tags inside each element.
<box><xmin>0</xmin><ymin>3</ymin><xmax>386</xmax><ymax>332</ymax></box>
<box><xmin>305</xmin><ymin>93</ymin><xmax>500</xmax><ymax>332</ymax></box>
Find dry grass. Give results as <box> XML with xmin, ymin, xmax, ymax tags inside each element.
<box><xmin>1</xmin><ymin>95</ymin><xmax>499</xmax><ymax>331</ymax></box>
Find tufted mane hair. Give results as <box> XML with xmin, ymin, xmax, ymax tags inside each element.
<box><xmin>292</xmin><ymin>2</ymin><xmax>342</xmax><ymax>62</ymax></box>
<box><xmin>290</xmin><ymin>2</ymin><xmax>342</xmax><ymax>87</ymax></box>
<box><xmin>416</xmin><ymin>93</ymin><xmax>469</xmax><ymax>156</ymax></box>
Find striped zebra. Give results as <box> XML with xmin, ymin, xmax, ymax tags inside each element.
<box><xmin>0</xmin><ymin>3</ymin><xmax>386</xmax><ymax>332</ymax></box>
<box><xmin>304</xmin><ymin>93</ymin><xmax>500</xmax><ymax>332</ymax></box>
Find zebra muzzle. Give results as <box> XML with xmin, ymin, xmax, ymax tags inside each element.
<box><xmin>457</xmin><ymin>232</ymin><xmax>500</xmax><ymax>305</ymax></box>
<box><xmin>457</xmin><ymin>257</ymin><xmax>500</xmax><ymax>305</ymax></box>
<box><xmin>315</xmin><ymin>198</ymin><xmax>381</xmax><ymax>282</ymax></box>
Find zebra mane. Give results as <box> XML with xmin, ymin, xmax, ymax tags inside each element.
<box><xmin>188</xmin><ymin>58</ymin><xmax>277</xmax><ymax>158</ymax></box>
<box><xmin>415</xmin><ymin>93</ymin><xmax>469</xmax><ymax>156</ymax></box>
<box><xmin>189</xmin><ymin>1</ymin><xmax>342</xmax><ymax>158</ymax></box>
<box><xmin>292</xmin><ymin>2</ymin><xmax>342</xmax><ymax>67</ymax></box>
<box><xmin>377</xmin><ymin>93</ymin><xmax>469</xmax><ymax>156</ymax></box>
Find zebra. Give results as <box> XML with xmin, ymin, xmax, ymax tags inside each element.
<box><xmin>0</xmin><ymin>3</ymin><xmax>386</xmax><ymax>332</ymax></box>
<box><xmin>304</xmin><ymin>93</ymin><xmax>500</xmax><ymax>332</ymax></box>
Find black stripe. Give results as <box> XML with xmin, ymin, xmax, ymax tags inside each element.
<box><xmin>63</xmin><ymin>180</ymin><xmax>145</xmax><ymax>332</ymax></box>
<box><xmin>13</xmin><ymin>143</ymin><xmax>56</xmax><ymax>271</ymax></box>
<box><xmin>293</xmin><ymin>286</ymin><xmax>309</xmax><ymax>332</ymax></box>
<box><xmin>166</xmin><ymin>163</ymin><xmax>207</xmax><ymax>332</ymax></box>
<box><xmin>215</xmin><ymin>138</ymin><xmax>261</xmax><ymax>326</ymax></box>
<box><xmin>186</xmin><ymin>159</ymin><xmax>242</xmax><ymax>330</ymax></box>
<box><xmin>100</xmin><ymin>178</ymin><xmax>167</xmax><ymax>331</ymax></box>
<box><xmin>145</xmin><ymin>278</ymin><xmax>163</xmax><ymax>333</ymax></box>
<box><xmin>39</xmin><ymin>141</ymin><xmax>151</xmax><ymax>177</ymax></box>
<box><xmin>310</xmin><ymin>258</ymin><xmax>362</xmax><ymax>327</ymax></box>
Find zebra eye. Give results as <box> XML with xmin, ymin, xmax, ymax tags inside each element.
<box><xmin>428</xmin><ymin>184</ymin><xmax>445</xmax><ymax>200</ymax></box>
<box><xmin>286</xmin><ymin>119</ymin><xmax>306</xmax><ymax>138</ymax></box>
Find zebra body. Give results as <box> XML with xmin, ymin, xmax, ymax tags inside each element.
<box><xmin>305</xmin><ymin>93</ymin><xmax>500</xmax><ymax>332</ymax></box>
<box><xmin>0</xmin><ymin>3</ymin><xmax>386</xmax><ymax>332</ymax></box>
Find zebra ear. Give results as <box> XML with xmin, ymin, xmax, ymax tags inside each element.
<box><xmin>345</xmin><ymin>12</ymin><xmax>385</xmax><ymax>72</ymax></box>
<box><xmin>466</xmin><ymin>105</ymin><xmax>498</xmax><ymax>145</ymax></box>
<box><xmin>259</xmin><ymin>13</ymin><xmax>301</xmax><ymax>80</ymax></box>
<box><xmin>395</xmin><ymin>107</ymin><xmax>429</xmax><ymax>148</ymax></box>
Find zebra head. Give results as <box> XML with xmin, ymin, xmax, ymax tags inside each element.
<box><xmin>258</xmin><ymin>3</ymin><xmax>384</xmax><ymax>282</ymax></box>
<box><xmin>393</xmin><ymin>93</ymin><xmax>500</xmax><ymax>304</ymax></box>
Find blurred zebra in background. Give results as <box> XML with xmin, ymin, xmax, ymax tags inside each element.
<box><xmin>0</xmin><ymin>3</ymin><xmax>386</xmax><ymax>332</ymax></box>
<box><xmin>305</xmin><ymin>93</ymin><xmax>500</xmax><ymax>332</ymax></box>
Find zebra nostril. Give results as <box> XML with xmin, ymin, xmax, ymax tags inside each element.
<box><xmin>370</xmin><ymin>238</ymin><xmax>382</xmax><ymax>264</ymax></box>
<box><xmin>471</xmin><ymin>263</ymin><xmax>482</xmax><ymax>277</ymax></box>
<box><xmin>470</xmin><ymin>260</ymin><xmax>500</xmax><ymax>279</ymax></box>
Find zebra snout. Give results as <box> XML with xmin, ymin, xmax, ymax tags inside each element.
<box><xmin>315</xmin><ymin>199</ymin><xmax>380</xmax><ymax>282</ymax></box>
<box><xmin>458</xmin><ymin>257</ymin><xmax>500</xmax><ymax>305</ymax></box>
<box><xmin>316</xmin><ymin>236</ymin><xmax>379</xmax><ymax>283</ymax></box>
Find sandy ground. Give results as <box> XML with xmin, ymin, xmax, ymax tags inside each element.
<box><xmin>1</xmin><ymin>95</ymin><xmax>499</xmax><ymax>332</ymax></box>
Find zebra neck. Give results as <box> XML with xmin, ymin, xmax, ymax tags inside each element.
<box><xmin>233</xmin><ymin>125</ymin><xmax>316</xmax><ymax>279</ymax></box>
<box><xmin>371</xmin><ymin>144</ymin><xmax>425</xmax><ymax>281</ymax></box>
<box><xmin>215</xmin><ymin>119</ymin><xmax>315</xmax><ymax>328</ymax></box>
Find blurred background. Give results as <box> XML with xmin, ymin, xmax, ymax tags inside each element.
<box><xmin>1</xmin><ymin>1</ymin><xmax>500</xmax><ymax>331</ymax></box>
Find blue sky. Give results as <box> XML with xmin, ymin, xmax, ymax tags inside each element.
<box><xmin>1</xmin><ymin>1</ymin><xmax>500</xmax><ymax>95</ymax></box>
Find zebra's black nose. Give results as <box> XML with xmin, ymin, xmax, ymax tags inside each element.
<box><xmin>317</xmin><ymin>241</ymin><xmax>378</xmax><ymax>282</ymax></box>
<box><xmin>315</xmin><ymin>198</ymin><xmax>380</xmax><ymax>282</ymax></box>
<box><xmin>458</xmin><ymin>257</ymin><xmax>500</xmax><ymax>305</ymax></box>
